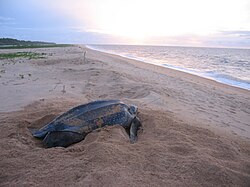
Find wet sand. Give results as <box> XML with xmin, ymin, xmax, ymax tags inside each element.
<box><xmin>0</xmin><ymin>46</ymin><xmax>250</xmax><ymax>186</ymax></box>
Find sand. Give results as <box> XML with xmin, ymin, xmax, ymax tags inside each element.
<box><xmin>0</xmin><ymin>45</ymin><xmax>249</xmax><ymax>186</ymax></box>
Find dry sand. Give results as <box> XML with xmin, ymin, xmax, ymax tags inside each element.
<box><xmin>0</xmin><ymin>46</ymin><xmax>249</xmax><ymax>186</ymax></box>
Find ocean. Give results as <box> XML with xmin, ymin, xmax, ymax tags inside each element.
<box><xmin>87</xmin><ymin>45</ymin><xmax>250</xmax><ymax>90</ymax></box>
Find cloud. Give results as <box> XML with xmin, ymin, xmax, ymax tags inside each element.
<box><xmin>220</xmin><ymin>30</ymin><xmax>250</xmax><ymax>38</ymax></box>
<box><xmin>141</xmin><ymin>31</ymin><xmax>250</xmax><ymax>48</ymax></box>
<box><xmin>32</xmin><ymin>0</ymin><xmax>250</xmax><ymax>38</ymax></box>
<box><xmin>0</xmin><ymin>16</ymin><xmax>14</xmax><ymax>21</ymax></box>
<box><xmin>2</xmin><ymin>25</ymin><xmax>250</xmax><ymax>48</ymax></box>
<box><xmin>200</xmin><ymin>31</ymin><xmax>250</xmax><ymax>48</ymax></box>
<box><xmin>0</xmin><ymin>26</ymin><xmax>129</xmax><ymax>44</ymax></box>
<box><xmin>0</xmin><ymin>16</ymin><xmax>15</xmax><ymax>26</ymax></box>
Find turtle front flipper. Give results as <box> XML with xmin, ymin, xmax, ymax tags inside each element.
<box><xmin>30</xmin><ymin>128</ymin><xmax>50</xmax><ymax>139</ymax></box>
<box><xmin>42</xmin><ymin>131</ymin><xmax>86</xmax><ymax>148</ymax></box>
<box><xmin>129</xmin><ymin>117</ymin><xmax>142</xmax><ymax>143</ymax></box>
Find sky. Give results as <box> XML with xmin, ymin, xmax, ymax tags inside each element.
<box><xmin>0</xmin><ymin>0</ymin><xmax>250</xmax><ymax>48</ymax></box>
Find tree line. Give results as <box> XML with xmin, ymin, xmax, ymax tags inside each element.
<box><xmin>0</xmin><ymin>38</ymin><xmax>55</xmax><ymax>46</ymax></box>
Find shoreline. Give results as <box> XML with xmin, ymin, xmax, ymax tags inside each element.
<box><xmin>85</xmin><ymin>45</ymin><xmax>249</xmax><ymax>95</ymax></box>
<box><xmin>0</xmin><ymin>45</ymin><xmax>249</xmax><ymax>186</ymax></box>
<box><xmin>86</xmin><ymin>45</ymin><xmax>250</xmax><ymax>92</ymax></box>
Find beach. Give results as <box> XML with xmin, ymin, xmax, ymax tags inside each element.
<box><xmin>0</xmin><ymin>45</ymin><xmax>250</xmax><ymax>186</ymax></box>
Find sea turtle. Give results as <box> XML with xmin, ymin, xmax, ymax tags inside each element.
<box><xmin>31</xmin><ymin>100</ymin><xmax>142</xmax><ymax>148</ymax></box>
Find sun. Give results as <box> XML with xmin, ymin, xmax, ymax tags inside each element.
<box><xmin>89</xmin><ymin>0</ymin><xmax>215</xmax><ymax>39</ymax></box>
<box><xmin>40</xmin><ymin>0</ymin><xmax>250</xmax><ymax>42</ymax></box>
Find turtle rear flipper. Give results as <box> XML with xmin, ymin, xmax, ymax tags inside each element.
<box><xmin>129</xmin><ymin>117</ymin><xmax>142</xmax><ymax>143</ymax></box>
<box><xmin>42</xmin><ymin>131</ymin><xmax>85</xmax><ymax>148</ymax></box>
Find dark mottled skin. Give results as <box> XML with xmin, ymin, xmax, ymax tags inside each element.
<box><xmin>31</xmin><ymin>100</ymin><xmax>142</xmax><ymax>148</ymax></box>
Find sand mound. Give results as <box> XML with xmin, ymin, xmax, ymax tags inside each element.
<box><xmin>0</xmin><ymin>100</ymin><xmax>249</xmax><ymax>187</ymax></box>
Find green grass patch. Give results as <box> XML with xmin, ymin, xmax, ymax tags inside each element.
<box><xmin>0</xmin><ymin>52</ymin><xmax>46</xmax><ymax>59</ymax></box>
<box><xmin>0</xmin><ymin>44</ymin><xmax>72</xmax><ymax>49</ymax></box>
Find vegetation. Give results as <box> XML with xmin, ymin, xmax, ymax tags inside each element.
<box><xmin>0</xmin><ymin>38</ymin><xmax>72</xmax><ymax>49</ymax></box>
<box><xmin>0</xmin><ymin>38</ymin><xmax>55</xmax><ymax>46</ymax></box>
<box><xmin>0</xmin><ymin>52</ymin><xmax>46</xmax><ymax>59</ymax></box>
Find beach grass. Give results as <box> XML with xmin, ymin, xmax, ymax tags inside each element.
<box><xmin>0</xmin><ymin>44</ymin><xmax>72</xmax><ymax>49</ymax></box>
<box><xmin>0</xmin><ymin>52</ymin><xmax>46</xmax><ymax>59</ymax></box>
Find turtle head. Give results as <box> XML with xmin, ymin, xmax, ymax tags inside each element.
<box><xmin>128</xmin><ymin>105</ymin><xmax>138</xmax><ymax>115</ymax></box>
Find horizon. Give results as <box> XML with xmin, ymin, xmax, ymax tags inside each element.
<box><xmin>1</xmin><ymin>0</ymin><xmax>250</xmax><ymax>48</ymax></box>
<box><xmin>1</xmin><ymin>37</ymin><xmax>250</xmax><ymax>50</ymax></box>
<box><xmin>87</xmin><ymin>43</ymin><xmax>250</xmax><ymax>50</ymax></box>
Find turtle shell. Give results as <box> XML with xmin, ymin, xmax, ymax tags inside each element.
<box><xmin>32</xmin><ymin>100</ymin><xmax>136</xmax><ymax>138</ymax></box>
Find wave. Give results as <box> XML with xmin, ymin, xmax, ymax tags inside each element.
<box><xmin>203</xmin><ymin>71</ymin><xmax>250</xmax><ymax>90</ymax></box>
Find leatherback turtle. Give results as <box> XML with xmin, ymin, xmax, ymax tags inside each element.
<box><xmin>31</xmin><ymin>100</ymin><xmax>142</xmax><ymax>148</ymax></box>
